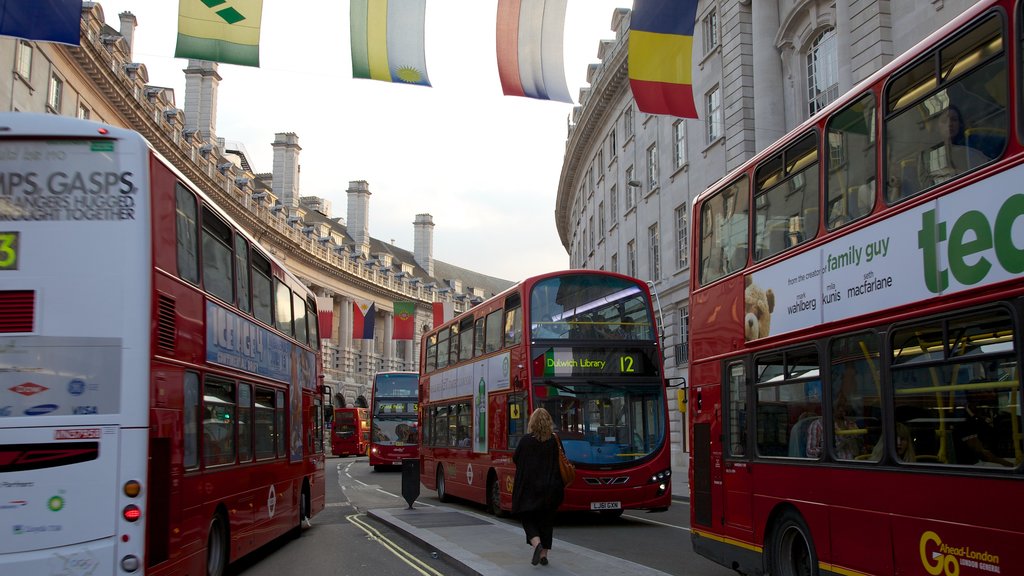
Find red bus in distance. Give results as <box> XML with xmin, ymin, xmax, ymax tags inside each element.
<box><xmin>332</xmin><ymin>407</ymin><xmax>369</xmax><ymax>457</ymax></box>
<box><xmin>689</xmin><ymin>3</ymin><xmax>1023</xmax><ymax>574</ymax></box>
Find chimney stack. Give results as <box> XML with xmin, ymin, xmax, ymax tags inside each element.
<box><xmin>347</xmin><ymin>181</ymin><xmax>371</xmax><ymax>257</ymax></box>
<box><xmin>183</xmin><ymin>60</ymin><xmax>220</xmax><ymax>147</ymax></box>
<box><xmin>118</xmin><ymin>12</ymin><xmax>137</xmax><ymax>59</ymax></box>
<box><xmin>414</xmin><ymin>213</ymin><xmax>434</xmax><ymax>277</ymax></box>
<box><xmin>272</xmin><ymin>133</ymin><xmax>301</xmax><ymax>208</ymax></box>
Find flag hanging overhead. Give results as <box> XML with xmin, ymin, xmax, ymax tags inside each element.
<box><xmin>393</xmin><ymin>302</ymin><xmax>416</xmax><ymax>340</ymax></box>
<box><xmin>175</xmin><ymin>0</ymin><xmax>263</xmax><ymax>68</ymax></box>
<box><xmin>353</xmin><ymin>300</ymin><xmax>376</xmax><ymax>340</ymax></box>
<box><xmin>496</xmin><ymin>0</ymin><xmax>571</xmax><ymax>103</ymax></box>
<box><xmin>0</xmin><ymin>0</ymin><xmax>81</xmax><ymax>45</ymax></box>
<box><xmin>432</xmin><ymin>302</ymin><xmax>453</xmax><ymax>329</ymax></box>
<box><xmin>351</xmin><ymin>0</ymin><xmax>430</xmax><ymax>86</ymax></box>
<box><xmin>316</xmin><ymin>296</ymin><xmax>334</xmax><ymax>340</ymax></box>
<box><xmin>628</xmin><ymin>0</ymin><xmax>699</xmax><ymax>118</ymax></box>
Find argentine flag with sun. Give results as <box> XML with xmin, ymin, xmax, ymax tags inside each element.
<box><xmin>350</xmin><ymin>0</ymin><xmax>431</xmax><ymax>86</ymax></box>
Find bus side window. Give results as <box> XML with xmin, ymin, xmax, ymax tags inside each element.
<box><xmin>504</xmin><ymin>293</ymin><xmax>522</xmax><ymax>347</ymax></box>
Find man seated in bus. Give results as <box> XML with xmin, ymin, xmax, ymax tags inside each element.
<box><xmin>924</xmin><ymin>105</ymin><xmax>992</xmax><ymax>186</ymax></box>
<box><xmin>456</xmin><ymin>426</ymin><xmax>471</xmax><ymax>447</ymax></box>
<box><xmin>953</xmin><ymin>388</ymin><xmax>1014</xmax><ymax>467</ymax></box>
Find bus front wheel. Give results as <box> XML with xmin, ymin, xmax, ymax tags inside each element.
<box><xmin>436</xmin><ymin>466</ymin><xmax>450</xmax><ymax>503</ymax></box>
<box><xmin>766</xmin><ymin>509</ymin><xmax>818</xmax><ymax>576</ymax></box>
<box><xmin>206</xmin><ymin>512</ymin><xmax>228</xmax><ymax>576</ymax></box>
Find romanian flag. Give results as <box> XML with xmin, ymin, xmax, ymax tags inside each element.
<box><xmin>353</xmin><ymin>299</ymin><xmax>376</xmax><ymax>340</ymax></box>
<box><xmin>628</xmin><ymin>0</ymin><xmax>699</xmax><ymax>118</ymax></box>
<box><xmin>0</xmin><ymin>0</ymin><xmax>81</xmax><ymax>45</ymax></box>
<box><xmin>350</xmin><ymin>0</ymin><xmax>430</xmax><ymax>86</ymax></box>
<box><xmin>496</xmin><ymin>0</ymin><xmax>571</xmax><ymax>103</ymax></box>
<box><xmin>432</xmin><ymin>302</ymin><xmax>453</xmax><ymax>329</ymax></box>
<box><xmin>316</xmin><ymin>296</ymin><xmax>334</xmax><ymax>340</ymax></box>
<box><xmin>175</xmin><ymin>0</ymin><xmax>262</xmax><ymax>68</ymax></box>
<box><xmin>393</xmin><ymin>301</ymin><xmax>416</xmax><ymax>340</ymax></box>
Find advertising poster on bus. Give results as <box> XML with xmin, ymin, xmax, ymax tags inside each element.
<box><xmin>746</xmin><ymin>168</ymin><xmax>1024</xmax><ymax>341</ymax></box>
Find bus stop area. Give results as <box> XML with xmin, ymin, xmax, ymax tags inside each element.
<box><xmin>366</xmin><ymin>459</ymin><xmax>689</xmax><ymax>576</ymax></box>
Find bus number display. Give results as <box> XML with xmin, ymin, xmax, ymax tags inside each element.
<box><xmin>535</xmin><ymin>347</ymin><xmax>657</xmax><ymax>377</ymax></box>
<box><xmin>0</xmin><ymin>232</ymin><xmax>18</xmax><ymax>270</ymax></box>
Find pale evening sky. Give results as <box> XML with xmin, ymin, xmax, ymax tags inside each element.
<box><xmin>95</xmin><ymin>1</ymin><xmax>628</xmax><ymax>281</ymax></box>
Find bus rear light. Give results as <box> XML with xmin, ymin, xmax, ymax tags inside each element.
<box><xmin>123</xmin><ymin>480</ymin><xmax>141</xmax><ymax>498</ymax></box>
<box><xmin>122</xmin><ymin>505</ymin><xmax>141</xmax><ymax>522</ymax></box>
<box><xmin>120</xmin><ymin>555</ymin><xmax>140</xmax><ymax>572</ymax></box>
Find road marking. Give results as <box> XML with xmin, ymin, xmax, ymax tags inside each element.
<box><xmin>622</xmin><ymin>513</ymin><xmax>691</xmax><ymax>531</ymax></box>
<box><xmin>347</xmin><ymin>513</ymin><xmax>446</xmax><ymax>576</ymax></box>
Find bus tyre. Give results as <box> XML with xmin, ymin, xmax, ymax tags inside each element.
<box><xmin>436</xmin><ymin>467</ymin><xmax>450</xmax><ymax>503</ymax></box>
<box><xmin>766</xmin><ymin>509</ymin><xmax>818</xmax><ymax>576</ymax></box>
<box><xmin>206</xmin><ymin>512</ymin><xmax>228</xmax><ymax>576</ymax></box>
<box><xmin>487</xmin><ymin>475</ymin><xmax>505</xmax><ymax>517</ymax></box>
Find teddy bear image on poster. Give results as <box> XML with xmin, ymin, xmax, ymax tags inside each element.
<box><xmin>744</xmin><ymin>275</ymin><xmax>775</xmax><ymax>340</ymax></box>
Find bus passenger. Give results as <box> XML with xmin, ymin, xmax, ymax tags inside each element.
<box><xmin>954</xmin><ymin>389</ymin><xmax>1013</xmax><ymax>467</ymax></box>
<box><xmin>870</xmin><ymin>422</ymin><xmax>916</xmax><ymax>462</ymax></box>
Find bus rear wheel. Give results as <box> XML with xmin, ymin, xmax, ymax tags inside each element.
<box><xmin>206</xmin><ymin>512</ymin><xmax>228</xmax><ymax>576</ymax></box>
<box><xmin>436</xmin><ymin>466</ymin><xmax>450</xmax><ymax>503</ymax></box>
<box><xmin>487</xmin><ymin>475</ymin><xmax>505</xmax><ymax>517</ymax></box>
<box><xmin>766</xmin><ymin>509</ymin><xmax>818</xmax><ymax>576</ymax></box>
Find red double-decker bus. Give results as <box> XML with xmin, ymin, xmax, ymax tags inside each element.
<box><xmin>332</xmin><ymin>407</ymin><xmax>369</xmax><ymax>457</ymax></box>
<box><xmin>418</xmin><ymin>270</ymin><xmax>672</xmax><ymax>516</ymax></box>
<box><xmin>368</xmin><ymin>371</ymin><xmax>420</xmax><ymax>470</ymax></box>
<box><xmin>0</xmin><ymin>114</ymin><xmax>326</xmax><ymax>576</ymax></box>
<box><xmin>689</xmin><ymin>3</ymin><xmax>1022</xmax><ymax>574</ymax></box>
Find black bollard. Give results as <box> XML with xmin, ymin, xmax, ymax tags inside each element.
<box><xmin>401</xmin><ymin>458</ymin><xmax>420</xmax><ymax>509</ymax></box>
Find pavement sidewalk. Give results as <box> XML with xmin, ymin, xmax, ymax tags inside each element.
<box><xmin>367</xmin><ymin>458</ymin><xmax>689</xmax><ymax>576</ymax></box>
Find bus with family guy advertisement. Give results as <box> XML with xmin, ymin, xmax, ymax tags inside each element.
<box><xmin>418</xmin><ymin>270</ymin><xmax>672</xmax><ymax>516</ymax></box>
<box><xmin>368</xmin><ymin>371</ymin><xmax>420</xmax><ymax>470</ymax></box>
<box><xmin>688</xmin><ymin>3</ymin><xmax>1022</xmax><ymax>574</ymax></box>
<box><xmin>332</xmin><ymin>406</ymin><xmax>370</xmax><ymax>457</ymax></box>
<box><xmin>0</xmin><ymin>113</ymin><xmax>326</xmax><ymax>576</ymax></box>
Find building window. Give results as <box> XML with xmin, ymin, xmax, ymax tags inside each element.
<box><xmin>706</xmin><ymin>86</ymin><xmax>722</xmax><ymax>143</ymax></box>
<box><xmin>598</xmin><ymin>201</ymin><xmax>606</xmax><ymax>237</ymax></box>
<box><xmin>627</xmin><ymin>240</ymin><xmax>636</xmax><ymax>277</ymax></box>
<box><xmin>675</xmin><ymin>203</ymin><xmax>689</xmax><ymax>270</ymax></box>
<box><xmin>702</xmin><ymin>9</ymin><xmax>718</xmax><ymax>54</ymax></box>
<box><xmin>624</xmin><ymin>105</ymin><xmax>634</xmax><ymax>140</ymax></box>
<box><xmin>609</xmin><ymin>129</ymin><xmax>617</xmax><ymax>156</ymax></box>
<box><xmin>588</xmin><ymin>216</ymin><xmax>595</xmax><ymax>252</ymax></box>
<box><xmin>675</xmin><ymin>306</ymin><xmax>689</xmax><ymax>366</ymax></box>
<box><xmin>625</xmin><ymin>167</ymin><xmax>636</xmax><ymax>210</ymax></box>
<box><xmin>648</xmin><ymin>223</ymin><xmax>660</xmax><ymax>281</ymax></box>
<box><xmin>611</xmin><ymin>253</ymin><xmax>618</xmax><ymax>273</ymax></box>
<box><xmin>609</xmin><ymin>184</ymin><xmax>617</xmax><ymax>223</ymax></box>
<box><xmin>77</xmin><ymin>104</ymin><xmax>90</xmax><ymax>120</ymax></box>
<box><xmin>673</xmin><ymin>120</ymin><xmax>686</xmax><ymax>170</ymax></box>
<box><xmin>807</xmin><ymin>27</ymin><xmax>839</xmax><ymax>116</ymax></box>
<box><xmin>598</xmin><ymin>148</ymin><xmax>605</xmax><ymax>171</ymax></box>
<box><xmin>47</xmin><ymin>73</ymin><xmax>63</xmax><ymax>112</ymax></box>
<box><xmin>646</xmin><ymin>143</ymin><xmax>659</xmax><ymax>190</ymax></box>
<box><xmin>15</xmin><ymin>40</ymin><xmax>32</xmax><ymax>80</ymax></box>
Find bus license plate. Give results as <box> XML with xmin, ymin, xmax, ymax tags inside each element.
<box><xmin>590</xmin><ymin>501</ymin><xmax>621</xmax><ymax>511</ymax></box>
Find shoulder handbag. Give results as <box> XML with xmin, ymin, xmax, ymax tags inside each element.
<box><xmin>555</xmin><ymin>434</ymin><xmax>576</xmax><ymax>485</ymax></box>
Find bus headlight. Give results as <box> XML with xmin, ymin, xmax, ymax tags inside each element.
<box><xmin>648</xmin><ymin>469</ymin><xmax>671</xmax><ymax>484</ymax></box>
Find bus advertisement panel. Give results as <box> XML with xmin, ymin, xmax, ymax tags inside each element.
<box><xmin>368</xmin><ymin>371</ymin><xmax>419</xmax><ymax>469</ymax></box>
<box><xmin>688</xmin><ymin>4</ymin><xmax>1023</xmax><ymax>575</ymax></box>
<box><xmin>0</xmin><ymin>114</ymin><xmax>326</xmax><ymax>576</ymax></box>
<box><xmin>419</xmin><ymin>270</ymin><xmax>673</xmax><ymax>516</ymax></box>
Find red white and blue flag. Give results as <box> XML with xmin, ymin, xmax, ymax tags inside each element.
<box><xmin>353</xmin><ymin>299</ymin><xmax>376</xmax><ymax>340</ymax></box>
<box><xmin>496</xmin><ymin>0</ymin><xmax>571</xmax><ymax>103</ymax></box>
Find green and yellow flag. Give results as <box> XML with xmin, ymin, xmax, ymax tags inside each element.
<box><xmin>175</xmin><ymin>0</ymin><xmax>263</xmax><ymax>67</ymax></box>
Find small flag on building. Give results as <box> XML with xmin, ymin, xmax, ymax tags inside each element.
<box><xmin>432</xmin><ymin>302</ymin><xmax>453</xmax><ymax>329</ymax></box>
<box><xmin>495</xmin><ymin>0</ymin><xmax>571</xmax><ymax>103</ymax></box>
<box><xmin>316</xmin><ymin>296</ymin><xmax>334</xmax><ymax>340</ymax></box>
<box><xmin>0</xmin><ymin>0</ymin><xmax>82</xmax><ymax>45</ymax></box>
<box><xmin>353</xmin><ymin>299</ymin><xmax>376</xmax><ymax>340</ymax></box>
<box><xmin>628</xmin><ymin>0</ymin><xmax>699</xmax><ymax>118</ymax></box>
<box><xmin>350</xmin><ymin>0</ymin><xmax>431</xmax><ymax>86</ymax></box>
<box><xmin>393</xmin><ymin>301</ymin><xmax>416</xmax><ymax>340</ymax></box>
<box><xmin>175</xmin><ymin>0</ymin><xmax>263</xmax><ymax>67</ymax></box>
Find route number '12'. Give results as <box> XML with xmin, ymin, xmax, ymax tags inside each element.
<box><xmin>0</xmin><ymin>232</ymin><xmax>18</xmax><ymax>270</ymax></box>
<box><xmin>620</xmin><ymin>355</ymin><xmax>636</xmax><ymax>373</ymax></box>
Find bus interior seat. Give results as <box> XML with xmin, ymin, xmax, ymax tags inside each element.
<box><xmin>964</xmin><ymin>127</ymin><xmax>1006</xmax><ymax>160</ymax></box>
<box><xmin>788</xmin><ymin>415</ymin><xmax>820</xmax><ymax>457</ymax></box>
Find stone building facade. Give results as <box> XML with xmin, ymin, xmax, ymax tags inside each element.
<box><xmin>555</xmin><ymin>0</ymin><xmax>983</xmax><ymax>467</ymax></box>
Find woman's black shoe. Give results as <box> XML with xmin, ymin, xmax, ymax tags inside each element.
<box><xmin>540</xmin><ymin>557</ymin><xmax>549</xmax><ymax>566</ymax></box>
<box><xmin>531</xmin><ymin>545</ymin><xmax>542</xmax><ymax>565</ymax></box>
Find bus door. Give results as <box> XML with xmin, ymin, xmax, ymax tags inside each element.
<box><xmin>721</xmin><ymin>360</ymin><xmax>754</xmax><ymax>534</ymax></box>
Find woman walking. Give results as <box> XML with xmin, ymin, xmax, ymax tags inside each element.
<box><xmin>512</xmin><ymin>408</ymin><xmax>565</xmax><ymax>566</ymax></box>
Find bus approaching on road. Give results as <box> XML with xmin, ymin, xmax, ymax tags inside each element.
<box><xmin>689</xmin><ymin>3</ymin><xmax>1022</xmax><ymax>574</ymax></box>
<box><xmin>368</xmin><ymin>371</ymin><xmax>419</xmax><ymax>470</ymax></box>
<box><xmin>332</xmin><ymin>407</ymin><xmax>369</xmax><ymax>457</ymax></box>
<box><xmin>0</xmin><ymin>114</ymin><xmax>326</xmax><ymax>576</ymax></box>
<box><xmin>419</xmin><ymin>270</ymin><xmax>672</xmax><ymax>516</ymax></box>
